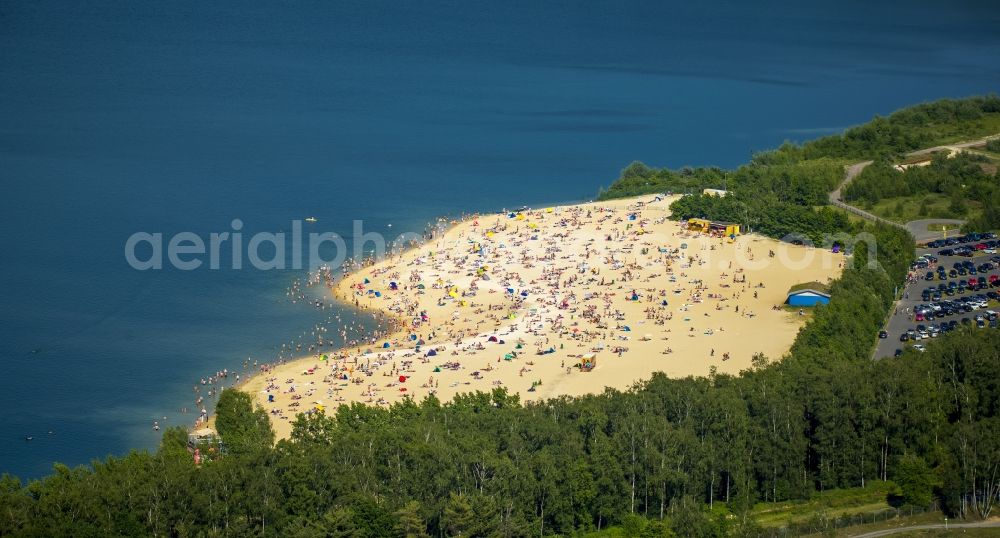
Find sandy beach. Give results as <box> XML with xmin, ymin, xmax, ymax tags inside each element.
<box><xmin>241</xmin><ymin>195</ymin><xmax>844</xmax><ymax>439</ymax></box>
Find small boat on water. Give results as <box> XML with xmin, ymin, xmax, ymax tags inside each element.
<box><xmin>305</xmin><ymin>216</ymin><xmax>318</xmax><ymax>223</ymax></box>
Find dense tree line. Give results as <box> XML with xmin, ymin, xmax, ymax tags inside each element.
<box><xmin>597</xmin><ymin>156</ymin><xmax>843</xmax><ymax>206</ymax></box>
<box><xmin>2</xmin><ymin>244</ymin><xmax>997</xmax><ymax>536</ymax></box>
<box><xmin>9</xmin><ymin>213</ymin><xmax>987</xmax><ymax>538</ymax></box>
<box><xmin>843</xmin><ymin>152</ymin><xmax>994</xmax><ymax>206</ymax></box>
<box><xmin>775</xmin><ymin>95</ymin><xmax>1000</xmax><ymax>162</ymax></box>
<box><xmin>599</xmin><ymin>95</ymin><xmax>1000</xmax><ymax>203</ymax></box>
<box><xmin>667</xmin><ymin>190</ymin><xmax>852</xmax><ymax>247</ymax></box>
<box><xmin>2</xmin><ymin>98</ymin><xmax>999</xmax><ymax>536</ymax></box>
<box><xmin>597</xmin><ymin>162</ymin><xmax>728</xmax><ymax>200</ymax></box>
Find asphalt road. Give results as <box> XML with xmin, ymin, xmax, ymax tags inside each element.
<box><xmin>906</xmin><ymin>219</ymin><xmax>968</xmax><ymax>243</ymax></box>
<box><xmin>874</xmin><ymin>246</ymin><xmax>999</xmax><ymax>359</ymax></box>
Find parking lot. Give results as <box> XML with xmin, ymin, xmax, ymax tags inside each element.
<box><xmin>874</xmin><ymin>232</ymin><xmax>1000</xmax><ymax>359</ymax></box>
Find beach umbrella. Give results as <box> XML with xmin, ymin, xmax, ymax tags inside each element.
<box><xmin>398</xmin><ymin>375</ymin><xmax>407</xmax><ymax>383</ymax></box>
<box><xmin>427</xmin><ymin>349</ymin><xmax>438</xmax><ymax>357</ymax></box>
<box><xmin>416</xmin><ymin>283</ymin><xmax>425</xmax><ymax>289</ymax></box>
<box><xmin>382</xmin><ymin>342</ymin><xmax>391</xmax><ymax>348</ymax></box>
<box><xmin>363</xmin><ymin>278</ymin><xmax>370</xmax><ymax>284</ymax></box>
<box><xmin>374</xmin><ymin>291</ymin><xmax>381</xmax><ymax>297</ymax></box>
<box><xmin>622</xmin><ymin>326</ymin><xmax>631</xmax><ymax>331</ymax></box>
<box><xmin>488</xmin><ymin>336</ymin><xmax>498</xmax><ymax>342</ymax></box>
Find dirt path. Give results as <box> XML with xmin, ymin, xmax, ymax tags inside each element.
<box><xmin>828</xmin><ymin>134</ymin><xmax>1000</xmax><ymax>234</ymax></box>
<box><xmin>848</xmin><ymin>518</ymin><xmax>1000</xmax><ymax>537</ymax></box>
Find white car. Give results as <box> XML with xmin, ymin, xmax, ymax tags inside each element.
<box><xmin>912</xmin><ymin>344</ymin><xmax>927</xmax><ymax>352</ymax></box>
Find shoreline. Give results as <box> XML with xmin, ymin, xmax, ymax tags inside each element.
<box><xmin>227</xmin><ymin>195</ymin><xmax>844</xmax><ymax>439</ymax></box>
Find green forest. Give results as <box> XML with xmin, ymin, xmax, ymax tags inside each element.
<box><xmin>3</xmin><ymin>98</ymin><xmax>1000</xmax><ymax>537</ymax></box>
<box><xmin>599</xmin><ymin>95</ymin><xmax>1000</xmax><ymax>234</ymax></box>
<box><xmin>843</xmin><ymin>152</ymin><xmax>1000</xmax><ymax>230</ymax></box>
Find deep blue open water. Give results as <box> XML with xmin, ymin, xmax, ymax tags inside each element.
<box><xmin>1</xmin><ymin>0</ymin><xmax>998</xmax><ymax>478</ymax></box>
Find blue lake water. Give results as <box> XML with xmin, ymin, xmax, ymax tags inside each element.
<box><xmin>1</xmin><ymin>0</ymin><xmax>998</xmax><ymax>478</ymax></box>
